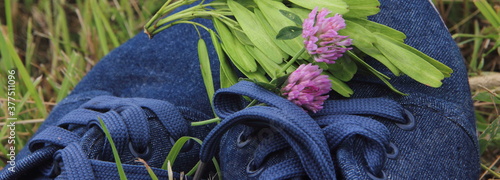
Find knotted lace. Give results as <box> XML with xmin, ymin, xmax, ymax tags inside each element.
<box><xmin>199</xmin><ymin>81</ymin><xmax>414</xmax><ymax>179</ymax></box>
<box><xmin>1</xmin><ymin>96</ymin><xmax>192</xmax><ymax>179</ymax></box>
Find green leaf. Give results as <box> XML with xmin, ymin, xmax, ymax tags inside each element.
<box><xmin>479</xmin><ymin>116</ymin><xmax>500</xmax><ymax>155</ymax></box>
<box><xmin>288</xmin><ymin>0</ymin><xmax>349</xmax><ymax>15</ymax></box>
<box><xmin>324</xmin><ymin>72</ymin><xmax>353</xmax><ymax>97</ymax></box>
<box><xmin>245</xmin><ymin>46</ymin><xmax>282</xmax><ymax>79</ymax></box>
<box><xmin>255</xmin><ymin>81</ymin><xmax>278</xmax><ymax>92</ymax></box>
<box><xmin>375</xmin><ymin>33</ymin><xmax>453</xmax><ymax>77</ymax></box>
<box><xmin>198</xmin><ymin>39</ymin><xmax>215</xmax><ymax>104</ymax></box>
<box><xmin>209</xmin><ymin>29</ymin><xmax>238</xmax><ymax>89</ymax></box>
<box><xmin>270</xmin><ymin>74</ymin><xmax>290</xmax><ymax>88</ymax></box>
<box><xmin>279</xmin><ymin>9</ymin><xmax>303</xmax><ymax>25</ymax></box>
<box><xmin>328</xmin><ymin>55</ymin><xmax>358</xmax><ymax>82</ymax></box>
<box><xmin>343</xmin><ymin>0</ymin><xmax>380</xmax><ymax>18</ymax></box>
<box><xmin>473</xmin><ymin>91</ymin><xmax>500</xmax><ymax>104</ymax></box>
<box><xmin>213</xmin><ymin>18</ymin><xmax>258</xmax><ymax>72</ymax></box>
<box><xmin>374</xmin><ymin>33</ymin><xmax>445</xmax><ymax>87</ymax></box>
<box><xmin>255</xmin><ymin>1</ymin><xmax>309</xmax><ymax>59</ymax></box>
<box><xmin>289</xmin><ymin>7</ymin><xmax>311</xmax><ymax>19</ymax></box>
<box><xmin>276</xmin><ymin>26</ymin><xmax>303</xmax><ymax>40</ymax></box>
<box><xmin>233</xmin><ymin>29</ymin><xmax>254</xmax><ymax>46</ymax></box>
<box><xmin>228</xmin><ymin>0</ymin><xmax>285</xmax><ymax>64</ymax></box>
<box><xmin>339</xmin><ymin>20</ymin><xmax>401</xmax><ymax>76</ymax></box>
<box><xmin>317</xmin><ymin>62</ymin><xmax>329</xmax><ymax>70</ymax></box>
<box><xmin>254</xmin><ymin>8</ymin><xmax>303</xmax><ymax>60</ymax></box>
<box><xmin>346</xmin><ymin>51</ymin><xmax>406</xmax><ymax>95</ymax></box>
<box><xmin>346</xmin><ymin>17</ymin><xmax>406</xmax><ymax>42</ymax></box>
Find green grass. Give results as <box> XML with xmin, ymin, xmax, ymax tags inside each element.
<box><xmin>0</xmin><ymin>0</ymin><xmax>159</xmax><ymax>168</ymax></box>
<box><xmin>98</xmin><ymin>117</ymin><xmax>128</xmax><ymax>180</ymax></box>
<box><xmin>1</xmin><ymin>0</ymin><xmax>499</xmax><ymax>179</ymax></box>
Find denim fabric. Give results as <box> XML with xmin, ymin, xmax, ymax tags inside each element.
<box><xmin>1</xmin><ymin>0</ymin><xmax>480</xmax><ymax>179</ymax></box>
<box><xmin>343</xmin><ymin>0</ymin><xmax>479</xmax><ymax>178</ymax></box>
<box><xmin>0</xmin><ymin>2</ymin><xmax>219</xmax><ymax>179</ymax></box>
<box><xmin>199</xmin><ymin>0</ymin><xmax>479</xmax><ymax>179</ymax></box>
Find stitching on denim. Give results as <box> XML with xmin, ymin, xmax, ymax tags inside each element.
<box><xmin>427</xmin><ymin>0</ymin><xmax>446</xmax><ymax>27</ymax></box>
<box><xmin>401</xmin><ymin>101</ymin><xmax>477</xmax><ymax>148</ymax></box>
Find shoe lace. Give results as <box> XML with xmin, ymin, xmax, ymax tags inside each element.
<box><xmin>1</xmin><ymin>96</ymin><xmax>190</xmax><ymax>179</ymax></box>
<box><xmin>198</xmin><ymin>81</ymin><xmax>414</xmax><ymax>179</ymax></box>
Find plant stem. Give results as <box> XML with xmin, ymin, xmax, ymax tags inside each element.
<box><xmin>191</xmin><ymin>117</ymin><xmax>221</xmax><ymax>126</ymax></box>
<box><xmin>277</xmin><ymin>47</ymin><xmax>306</xmax><ymax>76</ymax></box>
<box><xmin>246</xmin><ymin>99</ymin><xmax>259</xmax><ymax>108</ymax></box>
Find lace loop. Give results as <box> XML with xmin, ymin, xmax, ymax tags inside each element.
<box><xmin>7</xmin><ymin>95</ymin><xmax>192</xmax><ymax>179</ymax></box>
<box><xmin>53</xmin><ymin>142</ymin><xmax>95</xmax><ymax>179</ymax></box>
<box><xmin>204</xmin><ymin>81</ymin><xmax>412</xmax><ymax>179</ymax></box>
<box><xmin>201</xmin><ymin>81</ymin><xmax>337</xmax><ymax>179</ymax></box>
<box><xmin>213</xmin><ymin>81</ymin><xmax>306</xmax><ymax>119</ymax></box>
<box><xmin>318</xmin><ymin>115</ymin><xmax>389</xmax><ymax>174</ymax></box>
<box><xmin>29</xmin><ymin>126</ymin><xmax>80</xmax><ymax>152</ymax></box>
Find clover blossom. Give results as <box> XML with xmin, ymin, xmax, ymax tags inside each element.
<box><xmin>281</xmin><ymin>64</ymin><xmax>331</xmax><ymax>113</ymax></box>
<box><xmin>303</xmin><ymin>7</ymin><xmax>352</xmax><ymax>64</ymax></box>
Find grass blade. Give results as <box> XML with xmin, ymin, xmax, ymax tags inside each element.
<box><xmin>57</xmin><ymin>52</ymin><xmax>80</xmax><ymax>102</ymax></box>
<box><xmin>136</xmin><ymin>158</ymin><xmax>159</xmax><ymax>180</ymax></box>
<box><xmin>473</xmin><ymin>0</ymin><xmax>500</xmax><ymax>29</ymax></box>
<box><xmin>162</xmin><ymin>137</ymin><xmax>203</xmax><ymax>170</ymax></box>
<box><xmin>90</xmin><ymin>0</ymin><xmax>110</xmax><ymax>54</ymax></box>
<box><xmin>4</xmin><ymin>0</ymin><xmax>14</xmax><ymax>42</ymax></box>
<box><xmin>0</xmin><ymin>27</ymin><xmax>47</xmax><ymax>117</ymax></box>
<box><xmin>98</xmin><ymin>117</ymin><xmax>128</xmax><ymax>180</ymax></box>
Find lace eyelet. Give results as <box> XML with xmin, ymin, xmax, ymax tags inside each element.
<box><xmin>395</xmin><ymin>109</ymin><xmax>416</xmax><ymax>131</ymax></box>
<box><xmin>169</xmin><ymin>137</ymin><xmax>195</xmax><ymax>152</ymax></box>
<box><xmin>237</xmin><ymin>130</ymin><xmax>253</xmax><ymax>148</ymax></box>
<box><xmin>386</xmin><ymin>142</ymin><xmax>399</xmax><ymax>159</ymax></box>
<box><xmin>367</xmin><ymin>170</ymin><xmax>387</xmax><ymax>180</ymax></box>
<box><xmin>128</xmin><ymin>142</ymin><xmax>152</xmax><ymax>160</ymax></box>
<box><xmin>246</xmin><ymin>159</ymin><xmax>263</xmax><ymax>177</ymax></box>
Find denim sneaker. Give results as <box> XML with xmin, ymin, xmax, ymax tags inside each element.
<box><xmin>0</xmin><ymin>3</ymin><xmax>219</xmax><ymax>179</ymax></box>
<box><xmin>198</xmin><ymin>0</ymin><xmax>479</xmax><ymax>179</ymax></box>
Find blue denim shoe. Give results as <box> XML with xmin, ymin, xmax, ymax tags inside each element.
<box><xmin>198</xmin><ymin>0</ymin><xmax>479</xmax><ymax>179</ymax></box>
<box><xmin>0</xmin><ymin>3</ymin><xmax>219</xmax><ymax>179</ymax></box>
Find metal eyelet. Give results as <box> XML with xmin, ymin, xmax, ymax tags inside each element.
<box><xmin>367</xmin><ymin>170</ymin><xmax>387</xmax><ymax>180</ymax></box>
<box><xmin>237</xmin><ymin>130</ymin><xmax>253</xmax><ymax>148</ymax></box>
<box><xmin>246</xmin><ymin>159</ymin><xmax>263</xmax><ymax>177</ymax></box>
<box><xmin>169</xmin><ymin>137</ymin><xmax>194</xmax><ymax>152</ymax></box>
<box><xmin>395</xmin><ymin>109</ymin><xmax>416</xmax><ymax>131</ymax></box>
<box><xmin>386</xmin><ymin>142</ymin><xmax>399</xmax><ymax>159</ymax></box>
<box><xmin>128</xmin><ymin>141</ymin><xmax>152</xmax><ymax>160</ymax></box>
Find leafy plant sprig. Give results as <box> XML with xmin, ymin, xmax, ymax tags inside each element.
<box><xmin>144</xmin><ymin>0</ymin><xmax>452</xmax><ymax>99</ymax></box>
<box><xmin>143</xmin><ymin>0</ymin><xmax>456</xmax><ymax>177</ymax></box>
